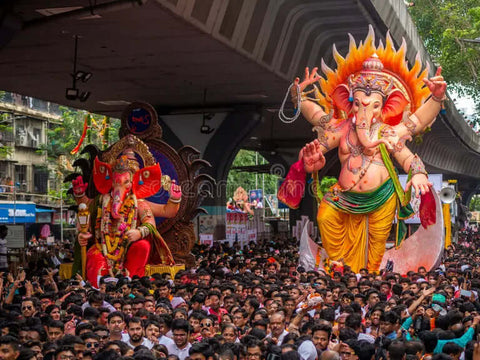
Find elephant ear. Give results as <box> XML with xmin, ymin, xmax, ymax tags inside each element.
<box><xmin>382</xmin><ymin>89</ymin><xmax>409</xmax><ymax>126</ymax></box>
<box><xmin>331</xmin><ymin>84</ymin><xmax>353</xmax><ymax>114</ymax></box>
<box><xmin>132</xmin><ymin>163</ymin><xmax>162</xmax><ymax>199</ymax></box>
<box><xmin>93</xmin><ymin>157</ymin><xmax>112</xmax><ymax>194</ymax></box>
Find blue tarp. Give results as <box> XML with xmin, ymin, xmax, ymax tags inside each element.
<box><xmin>35</xmin><ymin>207</ymin><xmax>54</xmax><ymax>213</ymax></box>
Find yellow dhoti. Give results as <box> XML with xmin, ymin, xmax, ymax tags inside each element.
<box><xmin>317</xmin><ymin>188</ymin><xmax>397</xmax><ymax>273</ymax></box>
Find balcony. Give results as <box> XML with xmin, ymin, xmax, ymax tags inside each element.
<box><xmin>0</xmin><ymin>187</ymin><xmax>69</xmax><ymax>208</ymax></box>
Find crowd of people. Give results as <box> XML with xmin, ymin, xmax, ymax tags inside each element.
<box><xmin>0</xmin><ymin>231</ymin><xmax>480</xmax><ymax>360</ymax></box>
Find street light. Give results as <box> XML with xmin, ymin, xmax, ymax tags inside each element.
<box><xmin>50</xmin><ymin>189</ymin><xmax>65</xmax><ymax>243</ymax></box>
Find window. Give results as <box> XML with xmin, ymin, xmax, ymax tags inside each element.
<box><xmin>33</xmin><ymin>166</ymin><xmax>48</xmax><ymax>193</ymax></box>
<box><xmin>15</xmin><ymin>165</ymin><xmax>27</xmax><ymax>191</ymax></box>
<box><xmin>0</xmin><ymin>130</ymin><xmax>14</xmax><ymax>143</ymax></box>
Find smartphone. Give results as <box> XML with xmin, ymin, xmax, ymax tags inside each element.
<box><xmin>460</xmin><ymin>290</ymin><xmax>472</xmax><ymax>298</ymax></box>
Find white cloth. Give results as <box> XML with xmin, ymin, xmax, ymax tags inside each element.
<box><xmin>298</xmin><ymin>340</ymin><xmax>317</xmax><ymax>360</ymax></box>
<box><xmin>358</xmin><ymin>332</ymin><xmax>375</xmax><ymax>344</ymax></box>
<box><xmin>0</xmin><ymin>237</ymin><xmax>7</xmax><ymax>269</ymax></box>
<box><xmin>82</xmin><ymin>300</ymin><xmax>116</xmax><ymax>313</ymax></box>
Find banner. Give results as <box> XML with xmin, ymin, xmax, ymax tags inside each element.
<box><xmin>225</xmin><ymin>212</ymin><xmax>249</xmax><ymax>244</ymax></box>
<box><xmin>265</xmin><ymin>194</ymin><xmax>278</xmax><ymax>215</ymax></box>
<box><xmin>249</xmin><ymin>189</ymin><xmax>264</xmax><ymax>209</ymax></box>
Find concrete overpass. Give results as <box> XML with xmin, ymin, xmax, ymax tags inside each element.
<box><xmin>0</xmin><ymin>0</ymin><xmax>479</xmax><ymax>213</ymax></box>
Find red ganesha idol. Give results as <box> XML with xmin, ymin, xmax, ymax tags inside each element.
<box><xmin>72</xmin><ymin>134</ymin><xmax>181</xmax><ymax>287</ymax></box>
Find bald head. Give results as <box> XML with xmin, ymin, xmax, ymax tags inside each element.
<box><xmin>321</xmin><ymin>350</ymin><xmax>340</xmax><ymax>360</ymax></box>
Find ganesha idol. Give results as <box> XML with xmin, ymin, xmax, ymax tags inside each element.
<box><xmin>72</xmin><ymin>135</ymin><xmax>181</xmax><ymax>286</ymax></box>
<box><xmin>280</xmin><ymin>26</ymin><xmax>447</xmax><ymax>273</ymax></box>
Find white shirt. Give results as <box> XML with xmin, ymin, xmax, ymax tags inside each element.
<box><xmin>124</xmin><ymin>336</ymin><xmax>154</xmax><ymax>349</ymax></box>
<box><xmin>167</xmin><ymin>342</ymin><xmax>192</xmax><ymax>360</ymax></box>
<box><xmin>158</xmin><ymin>335</ymin><xmax>175</xmax><ymax>348</ymax></box>
<box><xmin>267</xmin><ymin>329</ymin><xmax>289</xmax><ymax>346</ymax></box>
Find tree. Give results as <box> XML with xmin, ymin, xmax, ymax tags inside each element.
<box><xmin>0</xmin><ymin>112</ymin><xmax>13</xmax><ymax>160</ymax></box>
<box><xmin>39</xmin><ymin>107</ymin><xmax>120</xmax><ymax>196</ymax></box>
<box><xmin>40</xmin><ymin>107</ymin><xmax>120</xmax><ymax>177</ymax></box>
<box><xmin>227</xmin><ymin>150</ymin><xmax>280</xmax><ymax>200</ymax></box>
<box><xmin>470</xmin><ymin>194</ymin><xmax>480</xmax><ymax>211</ymax></box>
<box><xmin>409</xmin><ymin>0</ymin><xmax>480</xmax><ymax>126</ymax></box>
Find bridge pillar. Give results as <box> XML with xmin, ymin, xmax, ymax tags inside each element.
<box><xmin>157</xmin><ymin>107</ymin><xmax>262</xmax><ymax>215</ymax></box>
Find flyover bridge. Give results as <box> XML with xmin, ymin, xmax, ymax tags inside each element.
<box><xmin>0</xmin><ymin>0</ymin><xmax>479</xmax><ymax>213</ymax></box>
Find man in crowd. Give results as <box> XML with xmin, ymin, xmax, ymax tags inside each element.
<box><xmin>3</xmin><ymin>230</ymin><xmax>480</xmax><ymax>360</ymax></box>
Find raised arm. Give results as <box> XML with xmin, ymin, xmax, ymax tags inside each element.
<box><xmin>394</xmin><ymin>67</ymin><xmax>446</xmax><ymax>140</ymax></box>
<box><xmin>145</xmin><ymin>180</ymin><xmax>182</xmax><ymax>218</ymax></box>
<box><xmin>72</xmin><ymin>176</ymin><xmax>91</xmax><ymax>206</ymax></box>
<box><xmin>292</xmin><ymin>67</ymin><xmax>327</xmax><ymax>126</ymax></box>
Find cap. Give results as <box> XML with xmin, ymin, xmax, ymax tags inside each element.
<box><xmin>171</xmin><ymin>297</ymin><xmax>186</xmax><ymax>309</ymax></box>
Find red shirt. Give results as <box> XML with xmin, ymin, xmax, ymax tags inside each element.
<box><xmin>207</xmin><ymin>307</ymin><xmax>228</xmax><ymax>323</ymax></box>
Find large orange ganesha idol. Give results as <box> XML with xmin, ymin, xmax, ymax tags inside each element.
<box><xmin>280</xmin><ymin>26</ymin><xmax>447</xmax><ymax>273</ymax></box>
<box><xmin>72</xmin><ymin>135</ymin><xmax>181</xmax><ymax>286</ymax></box>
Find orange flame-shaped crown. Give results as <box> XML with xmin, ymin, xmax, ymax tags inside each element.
<box><xmin>316</xmin><ymin>25</ymin><xmax>430</xmax><ymax>118</ymax></box>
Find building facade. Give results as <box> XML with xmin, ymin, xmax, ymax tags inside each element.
<box><xmin>0</xmin><ymin>92</ymin><xmax>62</xmax><ymax>201</ymax></box>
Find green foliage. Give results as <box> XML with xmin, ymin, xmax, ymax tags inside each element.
<box><xmin>409</xmin><ymin>0</ymin><xmax>480</xmax><ymax>125</ymax></box>
<box><xmin>40</xmin><ymin>107</ymin><xmax>120</xmax><ymax>179</ymax></box>
<box><xmin>47</xmin><ymin>186</ymin><xmax>75</xmax><ymax>206</ymax></box>
<box><xmin>227</xmin><ymin>150</ymin><xmax>280</xmax><ymax>199</ymax></box>
<box><xmin>0</xmin><ymin>113</ymin><xmax>13</xmax><ymax>160</ymax></box>
<box><xmin>319</xmin><ymin>176</ymin><xmax>337</xmax><ymax>195</ymax></box>
<box><xmin>469</xmin><ymin>194</ymin><xmax>480</xmax><ymax>211</ymax></box>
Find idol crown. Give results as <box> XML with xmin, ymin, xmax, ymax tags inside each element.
<box><xmin>113</xmin><ymin>155</ymin><xmax>139</xmax><ymax>174</ymax></box>
<box><xmin>348</xmin><ymin>54</ymin><xmax>393</xmax><ymax>97</ymax></box>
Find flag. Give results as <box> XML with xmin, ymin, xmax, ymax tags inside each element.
<box><xmin>298</xmin><ymin>220</ymin><xmax>323</xmax><ymax>272</ymax></box>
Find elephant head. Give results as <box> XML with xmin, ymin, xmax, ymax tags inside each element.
<box><xmin>331</xmin><ymin>55</ymin><xmax>410</xmax><ymax>150</ymax></box>
<box><xmin>93</xmin><ymin>155</ymin><xmax>162</xmax><ymax>219</ymax></box>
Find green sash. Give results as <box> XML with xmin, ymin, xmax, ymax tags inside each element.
<box><xmin>324</xmin><ymin>178</ymin><xmax>395</xmax><ymax>214</ymax></box>
<box><xmin>379</xmin><ymin>143</ymin><xmax>414</xmax><ymax>247</ymax></box>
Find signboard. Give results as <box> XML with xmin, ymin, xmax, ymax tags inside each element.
<box><xmin>6</xmin><ymin>224</ymin><xmax>25</xmax><ymax>248</ymax></box>
<box><xmin>0</xmin><ymin>203</ymin><xmax>36</xmax><ymax>223</ymax></box>
<box><xmin>249</xmin><ymin>189</ymin><xmax>264</xmax><ymax>209</ymax></box>
<box><xmin>199</xmin><ymin>215</ymin><xmax>216</xmax><ymax>234</ymax></box>
<box><xmin>199</xmin><ymin>234</ymin><xmax>213</xmax><ymax>247</ymax></box>
<box><xmin>398</xmin><ymin>174</ymin><xmax>443</xmax><ymax>224</ymax></box>
<box><xmin>225</xmin><ymin>212</ymin><xmax>249</xmax><ymax>243</ymax></box>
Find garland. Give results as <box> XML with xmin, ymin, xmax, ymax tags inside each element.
<box><xmin>95</xmin><ymin>193</ymin><xmax>138</xmax><ymax>270</ymax></box>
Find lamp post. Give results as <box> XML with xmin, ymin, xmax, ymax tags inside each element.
<box><xmin>2</xmin><ymin>184</ymin><xmax>17</xmax><ymax>224</ymax></box>
<box><xmin>13</xmin><ymin>185</ymin><xmax>15</xmax><ymax>225</ymax></box>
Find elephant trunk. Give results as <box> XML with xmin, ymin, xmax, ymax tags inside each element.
<box><xmin>355</xmin><ymin>116</ymin><xmax>390</xmax><ymax>150</ymax></box>
<box><xmin>111</xmin><ymin>189</ymin><xmax>124</xmax><ymax>219</ymax></box>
